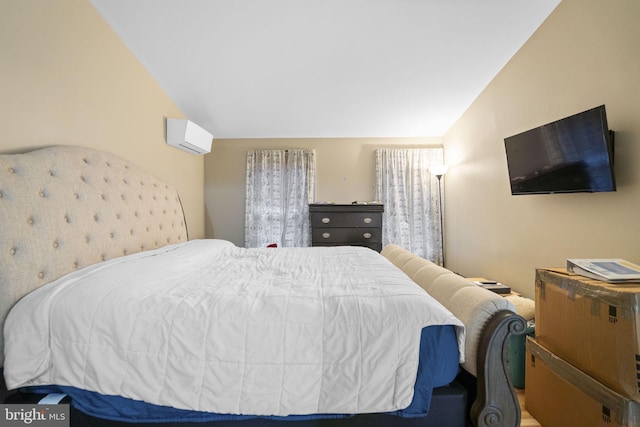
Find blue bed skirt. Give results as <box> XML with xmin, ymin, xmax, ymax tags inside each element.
<box><xmin>28</xmin><ymin>325</ymin><xmax>459</xmax><ymax>423</ymax></box>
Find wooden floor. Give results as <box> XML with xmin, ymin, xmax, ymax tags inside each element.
<box><xmin>517</xmin><ymin>388</ymin><xmax>542</xmax><ymax>427</ymax></box>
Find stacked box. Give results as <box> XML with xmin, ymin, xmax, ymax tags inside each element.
<box><xmin>526</xmin><ymin>338</ymin><xmax>640</xmax><ymax>427</ymax></box>
<box><xmin>535</xmin><ymin>268</ymin><xmax>640</xmax><ymax>402</ymax></box>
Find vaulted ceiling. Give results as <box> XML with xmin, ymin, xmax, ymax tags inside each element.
<box><xmin>90</xmin><ymin>0</ymin><xmax>561</xmax><ymax>139</ymax></box>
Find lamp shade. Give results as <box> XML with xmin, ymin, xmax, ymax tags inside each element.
<box><xmin>430</xmin><ymin>164</ymin><xmax>449</xmax><ymax>177</ymax></box>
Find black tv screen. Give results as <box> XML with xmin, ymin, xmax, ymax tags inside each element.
<box><xmin>504</xmin><ymin>105</ymin><xmax>616</xmax><ymax>195</ymax></box>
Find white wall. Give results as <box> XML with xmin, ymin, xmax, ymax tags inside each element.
<box><xmin>443</xmin><ymin>0</ymin><xmax>640</xmax><ymax>297</ymax></box>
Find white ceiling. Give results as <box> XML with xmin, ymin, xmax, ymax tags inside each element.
<box><xmin>90</xmin><ymin>0</ymin><xmax>561</xmax><ymax>139</ymax></box>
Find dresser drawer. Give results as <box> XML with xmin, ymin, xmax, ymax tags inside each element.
<box><xmin>310</xmin><ymin>212</ymin><xmax>382</xmax><ymax>228</ymax></box>
<box><xmin>312</xmin><ymin>242</ymin><xmax>382</xmax><ymax>252</ymax></box>
<box><xmin>312</xmin><ymin>227</ymin><xmax>381</xmax><ymax>244</ymax></box>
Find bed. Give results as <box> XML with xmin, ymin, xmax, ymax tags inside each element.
<box><xmin>0</xmin><ymin>145</ymin><xmax>525</xmax><ymax>427</ymax></box>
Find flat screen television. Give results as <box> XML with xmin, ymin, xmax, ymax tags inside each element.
<box><xmin>504</xmin><ymin>105</ymin><xmax>616</xmax><ymax>195</ymax></box>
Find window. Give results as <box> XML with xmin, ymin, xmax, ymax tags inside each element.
<box><xmin>375</xmin><ymin>148</ymin><xmax>444</xmax><ymax>263</ymax></box>
<box><xmin>245</xmin><ymin>149</ymin><xmax>316</xmax><ymax>247</ymax></box>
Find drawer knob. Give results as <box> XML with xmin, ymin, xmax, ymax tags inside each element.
<box><xmin>322</xmin><ymin>217</ymin><xmax>331</xmax><ymax>224</ymax></box>
<box><xmin>322</xmin><ymin>232</ymin><xmax>331</xmax><ymax>239</ymax></box>
<box><xmin>363</xmin><ymin>232</ymin><xmax>372</xmax><ymax>239</ymax></box>
<box><xmin>363</xmin><ymin>217</ymin><xmax>372</xmax><ymax>224</ymax></box>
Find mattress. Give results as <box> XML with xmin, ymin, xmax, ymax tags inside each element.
<box><xmin>4</xmin><ymin>240</ymin><xmax>464</xmax><ymax>419</ymax></box>
<box><xmin>26</xmin><ymin>325</ymin><xmax>459</xmax><ymax>423</ymax></box>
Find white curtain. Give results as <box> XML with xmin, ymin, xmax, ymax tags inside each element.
<box><xmin>245</xmin><ymin>149</ymin><xmax>316</xmax><ymax>248</ymax></box>
<box><xmin>375</xmin><ymin>148</ymin><xmax>444</xmax><ymax>263</ymax></box>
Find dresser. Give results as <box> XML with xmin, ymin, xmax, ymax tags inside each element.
<box><xmin>309</xmin><ymin>204</ymin><xmax>384</xmax><ymax>252</ymax></box>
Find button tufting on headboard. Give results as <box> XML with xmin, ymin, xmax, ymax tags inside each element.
<box><xmin>0</xmin><ymin>145</ymin><xmax>189</xmax><ymax>367</ymax></box>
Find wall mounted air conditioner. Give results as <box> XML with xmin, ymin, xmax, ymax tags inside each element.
<box><xmin>166</xmin><ymin>118</ymin><xmax>213</xmax><ymax>155</ymax></box>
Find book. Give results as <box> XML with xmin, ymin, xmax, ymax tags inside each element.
<box><xmin>566</xmin><ymin>259</ymin><xmax>640</xmax><ymax>283</ymax></box>
<box><xmin>473</xmin><ymin>281</ymin><xmax>512</xmax><ymax>294</ymax></box>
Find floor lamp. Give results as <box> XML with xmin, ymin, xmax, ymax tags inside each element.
<box><xmin>430</xmin><ymin>165</ymin><xmax>448</xmax><ymax>266</ymax></box>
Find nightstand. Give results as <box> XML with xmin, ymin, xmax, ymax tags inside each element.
<box><xmin>466</xmin><ymin>277</ymin><xmax>519</xmax><ymax>296</ymax></box>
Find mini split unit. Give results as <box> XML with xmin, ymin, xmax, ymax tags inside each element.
<box><xmin>166</xmin><ymin>118</ymin><xmax>213</xmax><ymax>155</ymax></box>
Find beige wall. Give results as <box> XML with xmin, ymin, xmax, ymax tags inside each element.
<box><xmin>444</xmin><ymin>0</ymin><xmax>640</xmax><ymax>297</ymax></box>
<box><xmin>0</xmin><ymin>0</ymin><xmax>206</xmax><ymax>238</ymax></box>
<box><xmin>205</xmin><ymin>138</ymin><xmax>441</xmax><ymax>244</ymax></box>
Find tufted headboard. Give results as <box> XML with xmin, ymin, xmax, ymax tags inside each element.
<box><xmin>0</xmin><ymin>145</ymin><xmax>188</xmax><ymax>366</ymax></box>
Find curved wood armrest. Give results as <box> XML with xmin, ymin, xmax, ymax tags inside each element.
<box><xmin>470</xmin><ymin>310</ymin><xmax>527</xmax><ymax>427</ymax></box>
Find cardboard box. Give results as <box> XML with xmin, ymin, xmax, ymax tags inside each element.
<box><xmin>535</xmin><ymin>268</ymin><xmax>640</xmax><ymax>402</ymax></box>
<box><xmin>526</xmin><ymin>338</ymin><xmax>640</xmax><ymax>427</ymax></box>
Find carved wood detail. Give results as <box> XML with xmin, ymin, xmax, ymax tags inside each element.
<box><xmin>471</xmin><ymin>310</ymin><xmax>527</xmax><ymax>427</ymax></box>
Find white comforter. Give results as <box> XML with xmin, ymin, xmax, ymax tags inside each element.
<box><xmin>4</xmin><ymin>239</ymin><xmax>464</xmax><ymax>416</ymax></box>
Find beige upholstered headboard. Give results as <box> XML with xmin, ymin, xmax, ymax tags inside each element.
<box><xmin>0</xmin><ymin>145</ymin><xmax>188</xmax><ymax>366</ymax></box>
